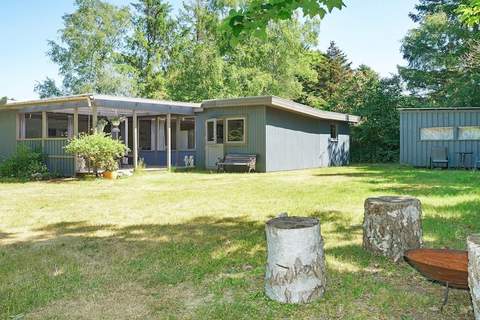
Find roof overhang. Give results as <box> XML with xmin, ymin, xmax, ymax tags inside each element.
<box><xmin>1</xmin><ymin>94</ymin><xmax>201</xmax><ymax>116</ymax></box>
<box><xmin>399</xmin><ymin>107</ymin><xmax>480</xmax><ymax>112</ymax></box>
<box><xmin>200</xmin><ymin>96</ymin><xmax>360</xmax><ymax>123</ymax></box>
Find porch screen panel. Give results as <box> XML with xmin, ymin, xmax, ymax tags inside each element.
<box><xmin>24</xmin><ymin>112</ymin><xmax>42</xmax><ymax>138</ymax></box>
<box><xmin>180</xmin><ymin>117</ymin><xmax>195</xmax><ymax>149</ymax></box>
<box><xmin>47</xmin><ymin>113</ymin><xmax>69</xmax><ymax>138</ymax></box>
<box><xmin>139</xmin><ymin>119</ymin><xmax>152</xmax><ymax>150</ymax></box>
<box><xmin>420</xmin><ymin>127</ymin><xmax>454</xmax><ymax>141</ymax></box>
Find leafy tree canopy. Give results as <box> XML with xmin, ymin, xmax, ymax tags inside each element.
<box><xmin>222</xmin><ymin>0</ymin><xmax>344</xmax><ymax>43</ymax></box>
<box><xmin>457</xmin><ymin>0</ymin><xmax>480</xmax><ymax>26</ymax></box>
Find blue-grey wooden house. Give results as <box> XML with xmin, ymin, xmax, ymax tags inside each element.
<box><xmin>400</xmin><ymin>107</ymin><xmax>480</xmax><ymax>167</ymax></box>
<box><xmin>0</xmin><ymin>95</ymin><xmax>359</xmax><ymax>176</ymax></box>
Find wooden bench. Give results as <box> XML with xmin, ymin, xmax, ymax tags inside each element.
<box><xmin>217</xmin><ymin>154</ymin><xmax>257</xmax><ymax>173</ymax></box>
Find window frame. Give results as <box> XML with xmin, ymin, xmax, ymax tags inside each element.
<box><xmin>225</xmin><ymin>117</ymin><xmax>246</xmax><ymax>144</ymax></box>
<box><xmin>205</xmin><ymin>119</ymin><xmax>217</xmax><ymax>144</ymax></box>
<box><xmin>329</xmin><ymin>123</ymin><xmax>339</xmax><ymax>142</ymax></box>
<box><xmin>458</xmin><ymin>126</ymin><xmax>480</xmax><ymax>141</ymax></box>
<box><xmin>419</xmin><ymin>126</ymin><xmax>455</xmax><ymax>141</ymax></box>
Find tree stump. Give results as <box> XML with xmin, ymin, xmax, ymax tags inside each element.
<box><xmin>264</xmin><ymin>216</ymin><xmax>326</xmax><ymax>304</ymax></box>
<box><xmin>468</xmin><ymin>234</ymin><xmax>480</xmax><ymax>320</ymax></box>
<box><xmin>363</xmin><ymin>196</ymin><xmax>423</xmax><ymax>262</ymax></box>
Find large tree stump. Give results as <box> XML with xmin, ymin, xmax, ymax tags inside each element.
<box><xmin>468</xmin><ymin>234</ymin><xmax>480</xmax><ymax>320</ymax></box>
<box><xmin>363</xmin><ymin>196</ymin><xmax>422</xmax><ymax>262</ymax></box>
<box><xmin>265</xmin><ymin>216</ymin><xmax>326</xmax><ymax>304</ymax></box>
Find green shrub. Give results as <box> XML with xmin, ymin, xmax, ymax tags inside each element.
<box><xmin>0</xmin><ymin>145</ymin><xmax>49</xmax><ymax>180</ymax></box>
<box><xmin>65</xmin><ymin>133</ymin><xmax>128</xmax><ymax>176</ymax></box>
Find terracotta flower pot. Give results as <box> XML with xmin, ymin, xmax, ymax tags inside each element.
<box><xmin>103</xmin><ymin>170</ymin><xmax>118</xmax><ymax>180</ymax></box>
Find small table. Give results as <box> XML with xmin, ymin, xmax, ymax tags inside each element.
<box><xmin>456</xmin><ymin>152</ymin><xmax>474</xmax><ymax>169</ymax></box>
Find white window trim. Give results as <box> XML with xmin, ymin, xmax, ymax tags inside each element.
<box><xmin>225</xmin><ymin>117</ymin><xmax>246</xmax><ymax>144</ymax></box>
<box><xmin>206</xmin><ymin>119</ymin><xmax>217</xmax><ymax>144</ymax></box>
<box><xmin>329</xmin><ymin>123</ymin><xmax>339</xmax><ymax>142</ymax></box>
<box><xmin>458</xmin><ymin>126</ymin><xmax>480</xmax><ymax>141</ymax></box>
<box><xmin>419</xmin><ymin>126</ymin><xmax>455</xmax><ymax>141</ymax></box>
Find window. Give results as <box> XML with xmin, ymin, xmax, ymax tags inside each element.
<box><xmin>78</xmin><ymin>114</ymin><xmax>91</xmax><ymax>135</ymax></box>
<box><xmin>23</xmin><ymin>113</ymin><xmax>42</xmax><ymax>138</ymax></box>
<box><xmin>420</xmin><ymin>127</ymin><xmax>454</xmax><ymax>141</ymax></box>
<box><xmin>207</xmin><ymin>120</ymin><xmax>215</xmax><ymax>143</ymax></box>
<box><xmin>47</xmin><ymin>113</ymin><xmax>69</xmax><ymax>138</ymax></box>
<box><xmin>458</xmin><ymin>126</ymin><xmax>480</xmax><ymax>140</ymax></box>
<box><xmin>226</xmin><ymin>118</ymin><xmax>245</xmax><ymax>143</ymax></box>
<box><xmin>330</xmin><ymin>124</ymin><xmax>338</xmax><ymax>141</ymax></box>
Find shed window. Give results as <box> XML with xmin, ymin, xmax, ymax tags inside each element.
<box><xmin>226</xmin><ymin>118</ymin><xmax>245</xmax><ymax>143</ymax></box>
<box><xmin>458</xmin><ymin>126</ymin><xmax>480</xmax><ymax>140</ymax></box>
<box><xmin>420</xmin><ymin>127</ymin><xmax>454</xmax><ymax>141</ymax></box>
<box><xmin>330</xmin><ymin>124</ymin><xmax>338</xmax><ymax>140</ymax></box>
<box><xmin>47</xmin><ymin>113</ymin><xmax>70</xmax><ymax>138</ymax></box>
<box><xmin>23</xmin><ymin>113</ymin><xmax>42</xmax><ymax>138</ymax></box>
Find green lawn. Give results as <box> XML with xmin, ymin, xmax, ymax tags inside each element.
<box><xmin>0</xmin><ymin>165</ymin><xmax>478</xmax><ymax>319</ymax></box>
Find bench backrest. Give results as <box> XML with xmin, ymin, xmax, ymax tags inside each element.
<box><xmin>431</xmin><ymin>147</ymin><xmax>448</xmax><ymax>161</ymax></box>
<box><xmin>223</xmin><ymin>153</ymin><xmax>256</xmax><ymax>163</ymax></box>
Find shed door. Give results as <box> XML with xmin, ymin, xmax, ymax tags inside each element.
<box><xmin>205</xmin><ymin>119</ymin><xmax>224</xmax><ymax>169</ymax></box>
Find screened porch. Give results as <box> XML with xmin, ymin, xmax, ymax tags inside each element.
<box><xmin>10</xmin><ymin>95</ymin><xmax>200</xmax><ymax>176</ymax></box>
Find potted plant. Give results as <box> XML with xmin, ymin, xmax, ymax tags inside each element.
<box><xmin>65</xmin><ymin>133</ymin><xmax>128</xmax><ymax>178</ymax></box>
<box><xmin>102</xmin><ymin>158</ymin><xmax>119</xmax><ymax>180</ymax></box>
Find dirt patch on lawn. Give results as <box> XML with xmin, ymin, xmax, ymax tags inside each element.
<box><xmin>26</xmin><ymin>282</ymin><xmax>156</xmax><ymax>320</ymax></box>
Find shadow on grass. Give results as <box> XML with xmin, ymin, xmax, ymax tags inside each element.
<box><xmin>0</xmin><ymin>212</ymin><xmax>474</xmax><ymax>319</ymax></box>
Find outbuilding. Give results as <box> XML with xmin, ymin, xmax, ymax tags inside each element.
<box><xmin>0</xmin><ymin>95</ymin><xmax>359</xmax><ymax>175</ymax></box>
<box><xmin>400</xmin><ymin>107</ymin><xmax>480</xmax><ymax>168</ymax></box>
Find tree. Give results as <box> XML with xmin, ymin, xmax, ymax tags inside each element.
<box><xmin>457</xmin><ymin>0</ymin><xmax>480</xmax><ymax>26</ymax></box>
<box><xmin>350</xmin><ymin>76</ymin><xmax>406</xmax><ymax>163</ymax></box>
<box><xmin>222</xmin><ymin>0</ymin><xmax>344</xmax><ymax>43</ymax></box>
<box><xmin>399</xmin><ymin>0</ymin><xmax>480</xmax><ymax>107</ymax></box>
<box><xmin>125</xmin><ymin>0</ymin><xmax>176</xmax><ymax>98</ymax></box>
<box><xmin>38</xmin><ymin>0</ymin><xmax>133</xmax><ymax>96</ymax></box>
<box><xmin>34</xmin><ymin>77</ymin><xmax>63</xmax><ymax>98</ymax></box>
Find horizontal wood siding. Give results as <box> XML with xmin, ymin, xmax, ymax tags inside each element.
<box><xmin>265</xmin><ymin>107</ymin><xmax>350</xmax><ymax>172</ymax></box>
<box><xmin>195</xmin><ymin>106</ymin><xmax>266</xmax><ymax>171</ymax></box>
<box><xmin>0</xmin><ymin>111</ymin><xmax>18</xmax><ymax>161</ymax></box>
<box><xmin>400</xmin><ymin>109</ymin><xmax>480</xmax><ymax>167</ymax></box>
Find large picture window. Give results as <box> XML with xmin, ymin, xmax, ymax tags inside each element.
<box><xmin>420</xmin><ymin>127</ymin><xmax>454</xmax><ymax>141</ymax></box>
<box><xmin>23</xmin><ymin>113</ymin><xmax>42</xmax><ymax>138</ymax></box>
<box><xmin>226</xmin><ymin>118</ymin><xmax>245</xmax><ymax>143</ymax></box>
<box><xmin>458</xmin><ymin>126</ymin><xmax>480</xmax><ymax>140</ymax></box>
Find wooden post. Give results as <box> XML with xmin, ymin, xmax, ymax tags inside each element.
<box><xmin>167</xmin><ymin>113</ymin><xmax>172</xmax><ymax>171</ymax></box>
<box><xmin>176</xmin><ymin>117</ymin><xmax>181</xmax><ymax>167</ymax></box>
<box><xmin>468</xmin><ymin>234</ymin><xmax>480</xmax><ymax>319</ymax></box>
<box><xmin>73</xmin><ymin>108</ymin><xmax>79</xmax><ymax>176</ymax></box>
<box><xmin>265</xmin><ymin>216</ymin><xmax>327</xmax><ymax>304</ymax></box>
<box><xmin>41</xmin><ymin>111</ymin><xmax>47</xmax><ymax>151</ymax></box>
<box><xmin>90</xmin><ymin>98</ymin><xmax>97</xmax><ymax>133</ymax></box>
<box><xmin>73</xmin><ymin>108</ymin><xmax>79</xmax><ymax>137</ymax></box>
<box><xmin>363</xmin><ymin>196</ymin><xmax>423</xmax><ymax>262</ymax></box>
<box><xmin>133</xmin><ymin>111</ymin><xmax>138</xmax><ymax>170</ymax></box>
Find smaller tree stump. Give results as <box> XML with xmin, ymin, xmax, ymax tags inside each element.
<box><xmin>265</xmin><ymin>216</ymin><xmax>326</xmax><ymax>304</ymax></box>
<box><xmin>468</xmin><ymin>234</ymin><xmax>480</xmax><ymax>320</ymax></box>
<box><xmin>363</xmin><ymin>196</ymin><xmax>423</xmax><ymax>262</ymax></box>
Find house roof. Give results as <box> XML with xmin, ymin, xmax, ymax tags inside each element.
<box><xmin>1</xmin><ymin>94</ymin><xmax>201</xmax><ymax>116</ymax></box>
<box><xmin>1</xmin><ymin>94</ymin><xmax>360</xmax><ymax>123</ymax></box>
<box><xmin>201</xmin><ymin>96</ymin><xmax>360</xmax><ymax>123</ymax></box>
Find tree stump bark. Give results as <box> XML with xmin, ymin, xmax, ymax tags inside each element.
<box><xmin>264</xmin><ymin>216</ymin><xmax>326</xmax><ymax>304</ymax></box>
<box><xmin>363</xmin><ymin>196</ymin><xmax>423</xmax><ymax>262</ymax></box>
<box><xmin>468</xmin><ymin>234</ymin><xmax>480</xmax><ymax>320</ymax></box>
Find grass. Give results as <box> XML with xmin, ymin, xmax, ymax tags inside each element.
<box><xmin>0</xmin><ymin>164</ymin><xmax>478</xmax><ymax>319</ymax></box>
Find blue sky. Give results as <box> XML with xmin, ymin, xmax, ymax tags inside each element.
<box><xmin>0</xmin><ymin>0</ymin><xmax>418</xmax><ymax>100</ymax></box>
